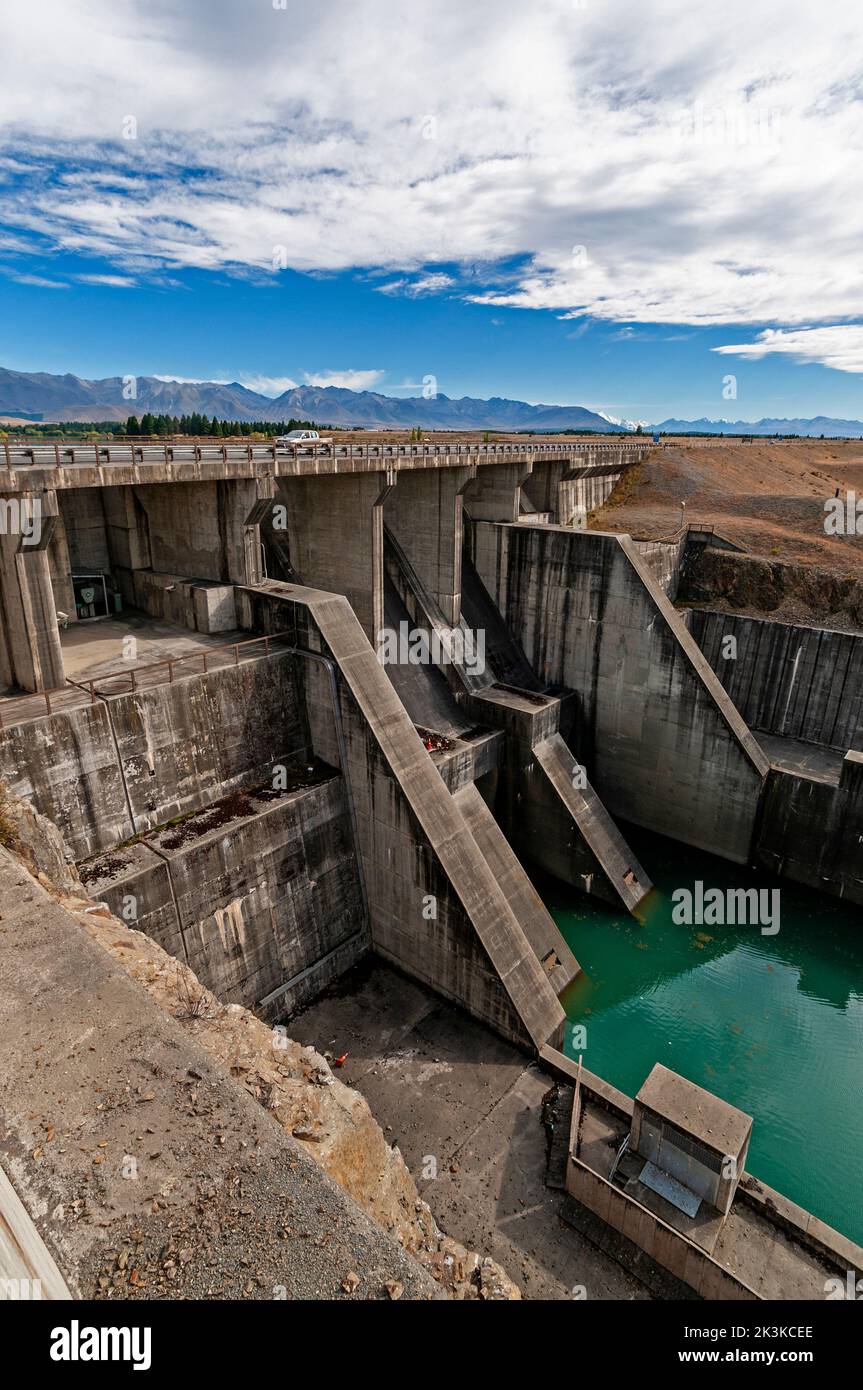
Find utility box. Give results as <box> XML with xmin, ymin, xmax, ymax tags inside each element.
<box><xmin>631</xmin><ymin>1064</ymin><xmax>752</xmax><ymax>1217</ymax></box>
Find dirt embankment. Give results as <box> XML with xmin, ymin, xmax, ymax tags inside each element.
<box><xmin>3</xmin><ymin>789</ymin><xmax>519</xmax><ymax>1301</ymax></box>
<box><xmin>679</xmin><ymin>549</ymin><xmax>863</xmax><ymax>632</ymax></box>
<box><xmin>591</xmin><ymin>441</ymin><xmax>863</xmax><ymax>580</ymax></box>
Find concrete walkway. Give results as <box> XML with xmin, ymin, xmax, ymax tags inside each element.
<box><xmin>291</xmin><ymin>960</ymin><xmax>651</xmax><ymax>1301</ymax></box>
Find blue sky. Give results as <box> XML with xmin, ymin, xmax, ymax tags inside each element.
<box><xmin>1</xmin><ymin>0</ymin><xmax>862</xmax><ymax>422</ymax></box>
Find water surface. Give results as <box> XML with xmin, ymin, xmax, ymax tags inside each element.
<box><xmin>545</xmin><ymin>829</ymin><xmax>863</xmax><ymax>1246</ymax></box>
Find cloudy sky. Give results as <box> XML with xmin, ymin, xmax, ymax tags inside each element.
<box><xmin>0</xmin><ymin>0</ymin><xmax>861</xmax><ymax>419</ymax></box>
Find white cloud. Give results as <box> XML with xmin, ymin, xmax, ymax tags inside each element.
<box><xmin>714</xmin><ymin>326</ymin><xmax>863</xmax><ymax>374</ymax></box>
<box><xmin>6</xmin><ymin>272</ymin><xmax>67</xmax><ymax>288</ymax></box>
<box><xmin>376</xmin><ymin>273</ymin><xmax>455</xmax><ymax>298</ymax></box>
<box><xmin>0</xmin><ymin>2</ymin><xmax>861</xmax><ymax>328</ymax></box>
<box><xmin>303</xmin><ymin>369</ymin><xmax>385</xmax><ymax>390</ymax></box>
<box><xmin>239</xmin><ymin>375</ymin><xmax>298</xmax><ymax>396</ymax></box>
<box><xmin>76</xmin><ymin>273</ymin><xmax>136</xmax><ymax>287</ymax></box>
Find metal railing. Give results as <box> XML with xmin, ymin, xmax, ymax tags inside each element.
<box><xmin>1</xmin><ymin>436</ymin><xmax>650</xmax><ymax>472</ymax></box>
<box><xmin>0</xmin><ymin>631</ymin><xmax>294</xmax><ymax>726</ymax></box>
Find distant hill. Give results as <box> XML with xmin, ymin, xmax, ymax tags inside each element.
<box><xmin>0</xmin><ymin>366</ymin><xmax>624</xmax><ymax>432</ymax></box>
<box><xmin>5</xmin><ymin>367</ymin><xmax>858</xmax><ymax>436</ymax></box>
<box><xmin>653</xmin><ymin>415</ymin><xmax>863</xmax><ymax>438</ymax></box>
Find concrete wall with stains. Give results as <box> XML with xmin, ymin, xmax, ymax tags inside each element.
<box><xmin>471</xmin><ymin>521</ymin><xmax>767</xmax><ymax>864</ymax></box>
<box><xmin>81</xmin><ymin>776</ymin><xmax>366</xmax><ymax>1016</ymax></box>
<box><xmin>686</xmin><ymin>609</ymin><xmax>863</xmax><ymax>752</ymax></box>
<box><xmin>0</xmin><ymin>653</ymin><xmax>310</xmax><ymax>859</ymax></box>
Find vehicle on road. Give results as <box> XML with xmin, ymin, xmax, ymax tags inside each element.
<box><xmin>275</xmin><ymin>429</ymin><xmax>328</xmax><ymax>444</ymax></box>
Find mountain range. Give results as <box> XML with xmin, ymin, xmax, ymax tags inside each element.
<box><xmin>652</xmin><ymin>415</ymin><xmax>863</xmax><ymax>438</ymax></box>
<box><xmin>1</xmin><ymin>367</ymin><xmax>862</xmax><ymax>437</ymax></box>
<box><xmin>0</xmin><ymin>367</ymin><xmax>624</xmax><ymax>432</ymax></box>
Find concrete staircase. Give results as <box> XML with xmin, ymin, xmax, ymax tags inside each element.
<box><xmin>463</xmin><ymin>683</ymin><xmax>653</xmax><ymax>915</ymax></box>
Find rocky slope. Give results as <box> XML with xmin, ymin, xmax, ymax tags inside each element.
<box><xmin>0</xmin><ymin>786</ymin><xmax>519</xmax><ymax>1300</ymax></box>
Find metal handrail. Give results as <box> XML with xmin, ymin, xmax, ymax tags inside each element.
<box><xmin>0</xmin><ymin>630</ymin><xmax>294</xmax><ymax>726</ymax></box>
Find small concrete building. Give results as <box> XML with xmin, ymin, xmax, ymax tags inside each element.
<box><xmin>631</xmin><ymin>1063</ymin><xmax>752</xmax><ymax>1217</ymax></box>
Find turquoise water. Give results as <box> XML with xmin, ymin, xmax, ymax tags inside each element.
<box><xmin>545</xmin><ymin>830</ymin><xmax>863</xmax><ymax>1247</ymax></box>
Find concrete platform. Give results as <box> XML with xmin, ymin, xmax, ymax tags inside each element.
<box><xmin>757</xmin><ymin>733</ymin><xmax>846</xmax><ymax>785</ymax></box>
<box><xmin>60</xmin><ymin>613</ymin><xmax>249</xmax><ymax>683</ymax></box>
<box><xmin>0</xmin><ymin>614</ymin><xmax>290</xmax><ymax>729</ymax></box>
<box><xmin>290</xmin><ymin>959</ymin><xmax>650</xmax><ymax>1301</ymax></box>
<box><xmin>573</xmin><ymin>1084</ymin><xmax>858</xmax><ymax>1299</ymax></box>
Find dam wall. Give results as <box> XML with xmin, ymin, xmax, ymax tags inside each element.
<box><xmin>471</xmin><ymin>521</ymin><xmax>768</xmax><ymax>863</ymax></box>
<box><xmin>632</xmin><ymin>537</ymin><xmax>686</xmax><ymax>597</ymax></box>
<box><xmin>81</xmin><ymin>774</ymin><xmax>366</xmax><ymax>1016</ymax></box>
<box><xmin>279</xmin><ymin>473</ymin><xmax>388</xmax><ymax>640</ymax></box>
<box><xmin>686</xmin><ymin>608</ymin><xmax>863</xmax><ymax>752</ymax></box>
<box><xmin>50</xmin><ymin>480</ymin><xmax>264</xmax><ymax>625</ymax></box>
<box><xmin>521</xmin><ymin>456</ymin><xmax>629</xmax><ymax>529</ymax></box>
<box><xmin>756</xmin><ymin>751</ymin><xmax>863</xmax><ymax>904</ymax></box>
<box><xmin>382</xmin><ymin>517</ymin><xmax>650</xmax><ymax>912</ymax></box>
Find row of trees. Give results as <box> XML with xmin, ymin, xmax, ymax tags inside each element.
<box><xmin>124</xmin><ymin>414</ymin><xmax>319</xmax><ymax>437</ymax></box>
<box><xmin>0</xmin><ymin>417</ymin><xmax>321</xmax><ymax>439</ymax></box>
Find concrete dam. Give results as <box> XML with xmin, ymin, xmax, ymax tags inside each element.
<box><xmin>1</xmin><ymin>436</ymin><xmax>861</xmax><ymax>1300</ymax></box>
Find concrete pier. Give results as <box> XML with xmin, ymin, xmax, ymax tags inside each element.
<box><xmin>0</xmin><ymin>492</ymin><xmax>65</xmax><ymax>692</ymax></box>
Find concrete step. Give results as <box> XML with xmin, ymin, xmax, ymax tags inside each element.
<box><xmin>534</xmin><ymin>733</ymin><xmax>652</xmax><ymax>914</ymax></box>
<box><xmin>454</xmin><ymin>781</ymin><xmax>580</xmax><ymax>996</ymax></box>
